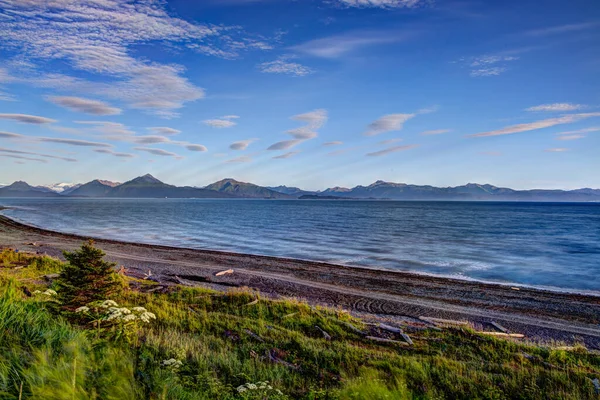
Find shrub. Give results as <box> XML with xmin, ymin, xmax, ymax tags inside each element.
<box><xmin>56</xmin><ymin>240</ymin><xmax>124</xmax><ymax>309</ymax></box>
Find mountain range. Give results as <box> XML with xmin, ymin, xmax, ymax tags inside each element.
<box><xmin>1</xmin><ymin>175</ymin><xmax>599</xmax><ymax>202</ymax></box>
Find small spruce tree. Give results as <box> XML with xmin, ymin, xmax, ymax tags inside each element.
<box><xmin>57</xmin><ymin>240</ymin><xmax>123</xmax><ymax>308</ymax></box>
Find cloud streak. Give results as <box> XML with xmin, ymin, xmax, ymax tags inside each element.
<box><xmin>258</xmin><ymin>57</ymin><xmax>313</xmax><ymax>77</ymax></box>
<box><xmin>94</xmin><ymin>149</ymin><xmax>135</xmax><ymax>158</ymax></box>
<box><xmin>526</xmin><ymin>103</ymin><xmax>586</xmax><ymax>112</ymax></box>
<box><xmin>47</xmin><ymin>96</ymin><xmax>121</xmax><ymax>115</ymax></box>
<box><xmin>134</xmin><ymin>147</ymin><xmax>181</xmax><ymax>158</ymax></box>
<box><xmin>0</xmin><ymin>147</ymin><xmax>77</xmax><ymax>162</ymax></box>
<box><xmin>0</xmin><ymin>113</ymin><xmax>56</xmax><ymax>124</ymax></box>
<box><xmin>230</xmin><ymin>139</ymin><xmax>257</xmax><ymax>150</ymax></box>
<box><xmin>366</xmin><ymin>144</ymin><xmax>419</xmax><ymax>156</ymax></box>
<box><xmin>364</xmin><ymin>113</ymin><xmax>415</xmax><ymax>136</ymax></box>
<box><xmin>38</xmin><ymin>137</ymin><xmax>113</xmax><ymax>148</ymax></box>
<box><xmin>469</xmin><ymin>113</ymin><xmax>600</xmax><ymax>137</ymax></box>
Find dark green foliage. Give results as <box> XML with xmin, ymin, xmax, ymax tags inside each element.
<box><xmin>57</xmin><ymin>240</ymin><xmax>123</xmax><ymax>308</ymax></box>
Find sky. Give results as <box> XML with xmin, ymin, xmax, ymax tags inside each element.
<box><xmin>0</xmin><ymin>0</ymin><xmax>599</xmax><ymax>190</ymax></box>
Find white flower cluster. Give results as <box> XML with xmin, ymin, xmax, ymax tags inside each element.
<box><xmin>161</xmin><ymin>358</ymin><xmax>183</xmax><ymax>369</ymax></box>
<box><xmin>33</xmin><ymin>289</ymin><xmax>57</xmax><ymax>296</ymax></box>
<box><xmin>77</xmin><ymin>300</ymin><xmax>157</xmax><ymax>324</ymax></box>
<box><xmin>236</xmin><ymin>381</ymin><xmax>282</xmax><ymax>395</ymax></box>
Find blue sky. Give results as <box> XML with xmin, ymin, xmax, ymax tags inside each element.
<box><xmin>0</xmin><ymin>0</ymin><xmax>598</xmax><ymax>190</ymax></box>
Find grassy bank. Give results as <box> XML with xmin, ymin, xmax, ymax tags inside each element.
<box><xmin>0</xmin><ymin>247</ymin><xmax>599</xmax><ymax>399</ymax></box>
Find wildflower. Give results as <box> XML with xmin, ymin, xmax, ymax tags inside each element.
<box><xmin>132</xmin><ymin>306</ymin><xmax>147</xmax><ymax>313</ymax></box>
<box><xmin>122</xmin><ymin>314</ymin><xmax>137</xmax><ymax>322</ymax></box>
<box><xmin>99</xmin><ymin>300</ymin><xmax>119</xmax><ymax>308</ymax></box>
<box><xmin>236</xmin><ymin>385</ymin><xmax>247</xmax><ymax>393</ymax></box>
<box><xmin>139</xmin><ymin>311</ymin><xmax>156</xmax><ymax>323</ymax></box>
<box><xmin>75</xmin><ymin>306</ymin><xmax>90</xmax><ymax>313</ymax></box>
<box><xmin>33</xmin><ymin>290</ymin><xmax>41</xmax><ymax>294</ymax></box>
<box><xmin>246</xmin><ymin>383</ymin><xmax>257</xmax><ymax>390</ymax></box>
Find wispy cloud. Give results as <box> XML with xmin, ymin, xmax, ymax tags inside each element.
<box><xmin>273</xmin><ymin>151</ymin><xmax>299</xmax><ymax>159</ymax></box>
<box><xmin>470</xmin><ymin>67</ymin><xmax>507</xmax><ymax>77</ymax></box>
<box><xmin>267</xmin><ymin>139</ymin><xmax>303</xmax><ymax>150</ymax></box>
<box><xmin>134</xmin><ymin>147</ymin><xmax>182</xmax><ymax>159</ymax></box>
<box><xmin>0</xmin><ymin>131</ymin><xmax>25</xmax><ymax>139</ymax></box>
<box><xmin>0</xmin><ymin>113</ymin><xmax>56</xmax><ymax>124</ymax></box>
<box><xmin>230</xmin><ymin>139</ymin><xmax>257</xmax><ymax>150</ymax></box>
<box><xmin>75</xmin><ymin>121</ymin><xmax>135</xmax><ymax>136</ymax></box>
<box><xmin>94</xmin><ymin>149</ymin><xmax>135</xmax><ymax>158</ymax></box>
<box><xmin>421</xmin><ymin>129</ymin><xmax>451</xmax><ymax>135</ymax></box>
<box><xmin>364</xmin><ymin>113</ymin><xmax>415</xmax><ymax>136</ymax></box>
<box><xmin>267</xmin><ymin>109</ymin><xmax>328</xmax><ymax>150</ymax></box>
<box><xmin>203</xmin><ymin>116</ymin><xmax>239</xmax><ymax>128</ymax></box>
<box><xmin>147</xmin><ymin>127</ymin><xmax>181</xmax><ymax>136</ymax></box>
<box><xmin>291</xmin><ymin>109</ymin><xmax>328</xmax><ymax>129</ymax></box>
<box><xmin>459</xmin><ymin>53</ymin><xmax>520</xmax><ymax>77</ymax></box>
<box><xmin>47</xmin><ymin>96</ymin><xmax>121</xmax><ymax>115</ymax></box>
<box><xmin>0</xmin><ymin>1</ymin><xmax>271</xmax><ymax>116</ymax></box>
<box><xmin>226</xmin><ymin>155</ymin><xmax>252</xmax><ymax>163</ymax></box>
<box><xmin>524</xmin><ymin>22</ymin><xmax>598</xmax><ymax>37</ymax></box>
<box><xmin>292</xmin><ymin>31</ymin><xmax>410</xmax><ymax>59</ymax></box>
<box><xmin>323</xmin><ymin>141</ymin><xmax>343</xmax><ymax>146</ymax></box>
<box><xmin>545</xmin><ymin>148</ymin><xmax>569</xmax><ymax>152</ymax></box>
<box><xmin>469</xmin><ymin>113</ymin><xmax>600</xmax><ymax>137</ymax></box>
<box><xmin>0</xmin><ymin>147</ymin><xmax>77</xmax><ymax>162</ymax></box>
<box><xmin>334</xmin><ymin>0</ymin><xmax>429</xmax><ymax>8</ymax></box>
<box><xmin>0</xmin><ymin>154</ymin><xmax>47</xmax><ymax>163</ymax></box>
<box><xmin>379</xmin><ymin>138</ymin><xmax>403</xmax><ymax>145</ymax></box>
<box><xmin>258</xmin><ymin>57</ymin><xmax>313</xmax><ymax>77</ymax></box>
<box><xmin>366</xmin><ymin>144</ymin><xmax>419</xmax><ymax>156</ymax></box>
<box><xmin>526</xmin><ymin>103</ymin><xmax>586</xmax><ymax>112</ymax></box>
<box><xmin>555</xmin><ymin>126</ymin><xmax>599</xmax><ymax>140</ymax></box>
<box><xmin>38</xmin><ymin>137</ymin><xmax>113</xmax><ymax>148</ymax></box>
<box><xmin>185</xmin><ymin>144</ymin><xmax>208</xmax><ymax>152</ymax></box>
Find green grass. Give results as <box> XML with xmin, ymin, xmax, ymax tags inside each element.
<box><xmin>0</xmin><ymin>248</ymin><xmax>599</xmax><ymax>399</ymax></box>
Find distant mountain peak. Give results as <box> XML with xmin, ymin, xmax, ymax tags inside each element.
<box><xmin>127</xmin><ymin>174</ymin><xmax>164</xmax><ymax>185</ymax></box>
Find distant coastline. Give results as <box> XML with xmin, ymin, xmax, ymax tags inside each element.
<box><xmin>1</xmin><ymin>174</ymin><xmax>599</xmax><ymax>201</ymax></box>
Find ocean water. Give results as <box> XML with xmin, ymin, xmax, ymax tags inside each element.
<box><xmin>1</xmin><ymin>198</ymin><xmax>599</xmax><ymax>292</ymax></box>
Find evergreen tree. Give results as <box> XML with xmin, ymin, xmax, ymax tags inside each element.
<box><xmin>57</xmin><ymin>240</ymin><xmax>123</xmax><ymax>308</ymax></box>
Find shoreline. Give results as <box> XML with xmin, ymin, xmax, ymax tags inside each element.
<box><xmin>2</xmin><ymin>207</ymin><xmax>598</xmax><ymax>297</ymax></box>
<box><xmin>1</xmin><ymin>213</ymin><xmax>600</xmax><ymax>347</ymax></box>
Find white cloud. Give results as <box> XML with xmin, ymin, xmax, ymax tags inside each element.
<box><xmin>421</xmin><ymin>129</ymin><xmax>451</xmax><ymax>135</ymax></box>
<box><xmin>470</xmin><ymin>55</ymin><xmax>519</xmax><ymax>67</ymax></box>
<box><xmin>556</xmin><ymin>134</ymin><xmax>585</xmax><ymax>141</ymax></box>
<box><xmin>230</xmin><ymin>139</ymin><xmax>257</xmax><ymax>150</ymax></box>
<box><xmin>0</xmin><ymin>147</ymin><xmax>77</xmax><ymax>162</ymax></box>
<box><xmin>267</xmin><ymin>139</ymin><xmax>304</xmax><ymax>150</ymax></box>
<box><xmin>526</xmin><ymin>103</ymin><xmax>586</xmax><ymax>112</ymax></box>
<box><xmin>324</xmin><ymin>141</ymin><xmax>343</xmax><ymax>146</ymax></box>
<box><xmin>94</xmin><ymin>149</ymin><xmax>135</xmax><ymax>158</ymax></box>
<box><xmin>524</xmin><ymin>22</ymin><xmax>598</xmax><ymax>37</ymax></box>
<box><xmin>292</xmin><ymin>31</ymin><xmax>408</xmax><ymax>59</ymax></box>
<box><xmin>273</xmin><ymin>151</ymin><xmax>300</xmax><ymax>159</ymax></box>
<box><xmin>0</xmin><ymin>0</ymin><xmax>270</xmax><ymax>116</ymax></box>
<box><xmin>267</xmin><ymin>109</ymin><xmax>328</xmax><ymax>150</ymax></box>
<box><xmin>38</xmin><ymin>137</ymin><xmax>113</xmax><ymax>148</ymax></box>
<box><xmin>286</xmin><ymin>127</ymin><xmax>318</xmax><ymax>139</ymax></box>
<box><xmin>291</xmin><ymin>109</ymin><xmax>328</xmax><ymax>129</ymax></box>
<box><xmin>0</xmin><ymin>131</ymin><xmax>25</xmax><ymax>139</ymax></box>
<box><xmin>147</xmin><ymin>127</ymin><xmax>181</xmax><ymax>136</ymax></box>
<box><xmin>258</xmin><ymin>58</ymin><xmax>313</xmax><ymax>77</ymax></box>
<box><xmin>75</xmin><ymin>121</ymin><xmax>135</xmax><ymax>136</ymax></box>
<box><xmin>557</xmin><ymin>127</ymin><xmax>600</xmax><ymax>135</ymax></box>
<box><xmin>469</xmin><ymin>113</ymin><xmax>600</xmax><ymax>137</ymax></box>
<box><xmin>367</xmin><ymin>144</ymin><xmax>419</xmax><ymax>156</ymax></box>
<box><xmin>0</xmin><ymin>113</ymin><xmax>56</xmax><ymax>124</ymax></box>
<box><xmin>364</xmin><ymin>113</ymin><xmax>415</xmax><ymax>136</ymax></box>
<box><xmin>185</xmin><ymin>144</ymin><xmax>208</xmax><ymax>152</ymax></box>
<box><xmin>334</xmin><ymin>0</ymin><xmax>428</xmax><ymax>8</ymax></box>
<box><xmin>470</xmin><ymin>67</ymin><xmax>507</xmax><ymax>77</ymax></box>
<box><xmin>203</xmin><ymin>119</ymin><xmax>238</xmax><ymax>128</ymax></box>
<box><xmin>545</xmin><ymin>148</ymin><xmax>569</xmax><ymax>152</ymax></box>
<box><xmin>134</xmin><ymin>147</ymin><xmax>181</xmax><ymax>158</ymax></box>
<box><xmin>379</xmin><ymin>138</ymin><xmax>403</xmax><ymax>144</ymax></box>
<box><xmin>0</xmin><ymin>154</ymin><xmax>47</xmax><ymax>163</ymax></box>
<box><xmin>47</xmin><ymin>96</ymin><xmax>121</xmax><ymax>115</ymax></box>
<box><xmin>226</xmin><ymin>155</ymin><xmax>252</xmax><ymax>163</ymax></box>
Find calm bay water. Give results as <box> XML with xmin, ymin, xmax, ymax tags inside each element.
<box><xmin>1</xmin><ymin>198</ymin><xmax>599</xmax><ymax>292</ymax></box>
